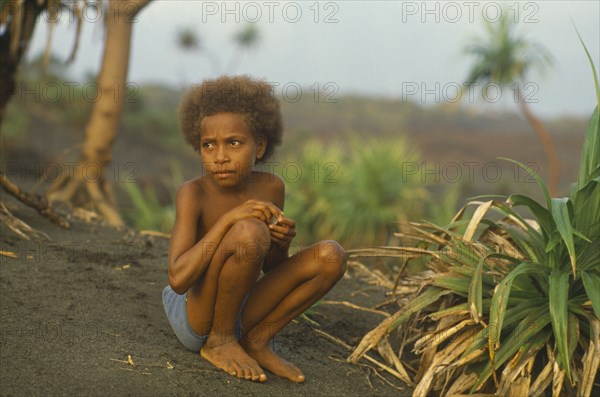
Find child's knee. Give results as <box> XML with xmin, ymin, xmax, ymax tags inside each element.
<box><xmin>314</xmin><ymin>240</ymin><xmax>347</xmax><ymax>280</ymax></box>
<box><xmin>228</xmin><ymin>218</ymin><xmax>271</xmax><ymax>256</ymax></box>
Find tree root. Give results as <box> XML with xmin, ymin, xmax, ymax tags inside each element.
<box><xmin>46</xmin><ymin>162</ymin><xmax>124</xmax><ymax>227</ymax></box>
<box><xmin>0</xmin><ymin>172</ymin><xmax>70</xmax><ymax>230</ymax></box>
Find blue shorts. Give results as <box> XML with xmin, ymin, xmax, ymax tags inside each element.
<box><xmin>162</xmin><ymin>285</ymin><xmax>275</xmax><ymax>352</ymax></box>
<box><xmin>162</xmin><ymin>285</ymin><xmax>208</xmax><ymax>351</ymax></box>
<box><xmin>162</xmin><ymin>285</ymin><xmax>246</xmax><ymax>352</ymax></box>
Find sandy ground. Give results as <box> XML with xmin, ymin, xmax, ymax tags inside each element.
<box><xmin>0</xmin><ymin>196</ymin><xmax>411</xmax><ymax>397</ymax></box>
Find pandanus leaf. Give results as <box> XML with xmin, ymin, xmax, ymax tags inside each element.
<box><xmin>475</xmin><ymin>308</ymin><xmax>551</xmax><ymax>392</ymax></box>
<box><xmin>488</xmin><ymin>263</ymin><xmax>548</xmax><ymax>360</ymax></box>
<box><xmin>549</xmin><ymin>270</ymin><xmax>572</xmax><ymax>381</ymax></box>
<box><xmin>574</xmin><ymin>24</ymin><xmax>600</xmax><ymax>189</ymax></box>
<box><xmin>499</xmin><ymin>157</ymin><xmax>552</xmax><ymax>210</ymax></box>
<box><xmin>581</xmin><ymin>271</ymin><xmax>600</xmax><ymax>318</ymax></box>
<box><xmin>468</xmin><ymin>256</ymin><xmax>485</xmax><ymax>322</ymax></box>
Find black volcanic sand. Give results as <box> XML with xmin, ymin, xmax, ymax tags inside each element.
<box><xmin>0</xmin><ymin>198</ymin><xmax>410</xmax><ymax>397</ymax></box>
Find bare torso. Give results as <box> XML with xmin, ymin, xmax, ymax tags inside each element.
<box><xmin>192</xmin><ymin>171</ymin><xmax>284</xmax><ymax>247</ymax></box>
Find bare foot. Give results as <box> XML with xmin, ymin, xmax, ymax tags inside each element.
<box><xmin>242</xmin><ymin>341</ymin><xmax>305</xmax><ymax>383</ymax></box>
<box><xmin>200</xmin><ymin>335</ymin><xmax>267</xmax><ymax>382</ymax></box>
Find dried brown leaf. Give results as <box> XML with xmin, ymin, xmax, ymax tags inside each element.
<box><xmin>412</xmin><ymin>329</ymin><xmax>474</xmax><ymax>397</ymax></box>
<box><xmin>530</xmin><ymin>360</ymin><xmax>553</xmax><ymax>397</ymax></box>
<box><xmin>581</xmin><ymin>317</ymin><xmax>600</xmax><ymax>397</ymax></box>
<box><xmin>0</xmin><ymin>250</ymin><xmax>18</xmax><ymax>259</ymax></box>
<box><xmin>414</xmin><ymin>319</ymin><xmax>474</xmax><ymax>353</ymax></box>
<box><xmin>507</xmin><ymin>373</ymin><xmax>531</xmax><ymax>397</ymax></box>
<box><xmin>376</xmin><ymin>337</ymin><xmax>412</xmax><ymax>385</ymax></box>
<box><xmin>463</xmin><ymin>201</ymin><xmax>493</xmax><ymax>242</ymax></box>
<box><xmin>348</xmin><ymin>309</ymin><xmax>404</xmax><ymax>364</ymax></box>
<box><xmin>444</xmin><ymin>371</ymin><xmax>478</xmax><ymax>396</ymax></box>
<box><xmin>552</xmin><ymin>362</ymin><xmax>565</xmax><ymax>397</ymax></box>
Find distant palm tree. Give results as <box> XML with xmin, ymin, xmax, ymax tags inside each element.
<box><xmin>177</xmin><ymin>27</ymin><xmax>200</xmax><ymax>50</ymax></box>
<box><xmin>464</xmin><ymin>14</ymin><xmax>559</xmax><ymax>195</ymax></box>
<box><xmin>176</xmin><ymin>27</ymin><xmax>221</xmax><ymax>75</ymax></box>
<box><xmin>176</xmin><ymin>24</ymin><xmax>259</xmax><ymax>75</ymax></box>
<box><xmin>226</xmin><ymin>24</ymin><xmax>260</xmax><ymax>73</ymax></box>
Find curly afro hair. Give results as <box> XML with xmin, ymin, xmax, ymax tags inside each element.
<box><xmin>178</xmin><ymin>75</ymin><xmax>283</xmax><ymax>163</ymax></box>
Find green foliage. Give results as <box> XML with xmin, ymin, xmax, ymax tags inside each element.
<box><xmin>2</xmin><ymin>101</ymin><xmax>30</xmax><ymax>140</ymax></box>
<box><xmin>281</xmin><ymin>137</ymin><xmax>430</xmax><ymax>247</ymax></box>
<box><xmin>120</xmin><ymin>162</ymin><xmax>183</xmax><ymax>232</ymax></box>
<box><xmin>277</xmin><ymin>140</ymin><xmax>343</xmax><ymax>246</ymax></box>
<box><xmin>575</xmin><ymin>29</ymin><xmax>600</xmax><ymax>190</ymax></box>
<box><xmin>122</xmin><ymin>109</ymin><xmax>182</xmax><ymax>150</ymax></box>
<box><xmin>424</xmin><ymin>182</ymin><xmax>462</xmax><ymax>228</ymax></box>
<box><xmin>349</xmin><ymin>44</ymin><xmax>600</xmax><ymax>396</ymax></box>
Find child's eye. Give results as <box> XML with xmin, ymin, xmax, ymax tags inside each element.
<box><xmin>229</xmin><ymin>140</ymin><xmax>241</xmax><ymax>146</ymax></box>
<box><xmin>201</xmin><ymin>142</ymin><xmax>214</xmax><ymax>149</ymax></box>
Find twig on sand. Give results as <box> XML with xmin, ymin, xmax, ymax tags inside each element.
<box><xmin>320</xmin><ymin>300</ymin><xmax>390</xmax><ymax>317</ymax></box>
<box><xmin>109</xmin><ymin>354</ymin><xmax>135</xmax><ymax>367</ymax></box>
<box><xmin>328</xmin><ymin>355</ymin><xmax>405</xmax><ymax>391</ymax></box>
<box><xmin>313</xmin><ymin>328</ymin><xmax>414</xmax><ymax>387</ymax></box>
<box><xmin>0</xmin><ymin>250</ymin><xmax>18</xmax><ymax>258</ymax></box>
<box><xmin>369</xmin><ymin>363</ymin><xmax>406</xmax><ymax>391</ymax></box>
<box><xmin>111</xmin><ymin>355</ymin><xmax>176</xmax><ymax>375</ymax></box>
<box><xmin>347</xmin><ymin>261</ymin><xmax>395</xmax><ymax>289</ymax></box>
<box><xmin>139</xmin><ymin>230</ymin><xmax>171</xmax><ymax>238</ymax></box>
<box><xmin>365</xmin><ymin>369</ymin><xmax>375</xmax><ymax>390</ymax></box>
<box><xmin>0</xmin><ymin>202</ymin><xmax>50</xmax><ymax>240</ymax></box>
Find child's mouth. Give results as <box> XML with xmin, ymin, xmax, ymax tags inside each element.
<box><xmin>214</xmin><ymin>171</ymin><xmax>236</xmax><ymax>178</ymax></box>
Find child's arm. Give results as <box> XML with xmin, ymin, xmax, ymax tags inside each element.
<box><xmin>263</xmin><ymin>177</ymin><xmax>296</xmax><ymax>272</ymax></box>
<box><xmin>168</xmin><ymin>182</ymin><xmax>280</xmax><ymax>294</ymax></box>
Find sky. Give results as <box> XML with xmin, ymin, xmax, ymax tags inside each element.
<box><xmin>27</xmin><ymin>0</ymin><xmax>600</xmax><ymax>118</ymax></box>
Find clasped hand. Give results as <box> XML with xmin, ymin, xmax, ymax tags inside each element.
<box><xmin>268</xmin><ymin>214</ymin><xmax>296</xmax><ymax>249</ymax></box>
<box><xmin>226</xmin><ymin>199</ymin><xmax>296</xmax><ymax>248</ymax></box>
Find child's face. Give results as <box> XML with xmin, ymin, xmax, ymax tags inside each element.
<box><xmin>199</xmin><ymin>112</ymin><xmax>266</xmax><ymax>188</ymax></box>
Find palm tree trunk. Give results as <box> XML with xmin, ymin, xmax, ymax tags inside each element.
<box><xmin>517</xmin><ymin>87</ymin><xmax>560</xmax><ymax>196</ymax></box>
<box><xmin>47</xmin><ymin>0</ymin><xmax>150</xmax><ymax>226</ymax></box>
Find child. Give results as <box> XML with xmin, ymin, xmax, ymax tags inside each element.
<box><xmin>162</xmin><ymin>75</ymin><xmax>347</xmax><ymax>383</ymax></box>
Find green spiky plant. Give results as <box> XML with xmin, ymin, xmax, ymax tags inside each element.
<box><xmin>282</xmin><ymin>137</ymin><xmax>430</xmax><ymax>247</ymax></box>
<box><xmin>347</xmin><ymin>37</ymin><xmax>599</xmax><ymax>396</ymax></box>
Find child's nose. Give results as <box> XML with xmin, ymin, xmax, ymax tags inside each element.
<box><xmin>215</xmin><ymin>146</ymin><xmax>230</xmax><ymax>163</ymax></box>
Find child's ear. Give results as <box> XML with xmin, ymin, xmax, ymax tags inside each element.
<box><xmin>256</xmin><ymin>137</ymin><xmax>267</xmax><ymax>159</ymax></box>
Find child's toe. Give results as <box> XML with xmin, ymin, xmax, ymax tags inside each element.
<box><xmin>241</xmin><ymin>368</ymin><xmax>252</xmax><ymax>380</ymax></box>
<box><xmin>228</xmin><ymin>363</ymin><xmax>242</xmax><ymax>377</ymax></box>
